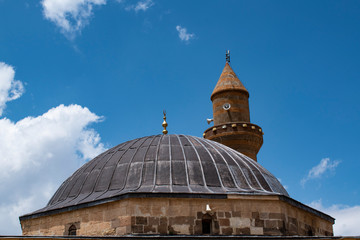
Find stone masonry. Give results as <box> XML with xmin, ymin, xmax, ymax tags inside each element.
<box><xmin>21</xmin><ymin>195</ymin><xmax>333</xmax><ymax>236</ymax></box>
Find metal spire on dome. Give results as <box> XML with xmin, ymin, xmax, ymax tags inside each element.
<box><xmin>162</xmin><ymin>110</ymin><xmax>168</xmax><ymax>135</ymax></box>
<box><xmin>226</xmin><ymin>50</ymin><xmax>230</xmax><ymax>63</ymax></box>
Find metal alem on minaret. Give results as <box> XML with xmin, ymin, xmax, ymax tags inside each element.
<box><xmin>226</xmin><ymin>50</ymin><xmax>230</xmax><ymax>63</ymax></box>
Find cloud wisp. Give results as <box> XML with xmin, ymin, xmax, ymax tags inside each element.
<box><xmin>176</xmin><ymin>25</ymin><xmax>195</xmax><ymax>43</ymax></box>
<box><xmin>41</xmin><ymin>0</ymin><xmax>155</xmax><ymax>39</ymax></box>
<box><xmin>301</xmin><ymin>158</ymin><xmax>340</xmax><ymax>186</ymax></box>
<box><xmin>125</xmin><ymin>0</ymin><xmax>154</xmax><ymax>12</ymax></box>
<box><xmin>41</xmin><ymin>0</ymin><xmax>106</xmax><ymax>39</ymax></box>
<box><xmin>309</xmin><ymin>199</ymin><xmax>360</xmax><ymax>236</ymax></box>
<box><xmin>0</xmin><ymin>63</ymin><xmax>106</xmax><ymax>234</ymax></box>
<box><xmin>0</xmin><ymin>62</ymin><xmax>24</xmax><ymax>116</ymax></box>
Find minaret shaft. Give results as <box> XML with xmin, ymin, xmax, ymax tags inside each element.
<box><xmin>204</xmin><ymin>57</ymin><xmax>263</xmax><ymax>161</ymax></box>
<box><xmin>212</xmin><ymin>91</ymin><xmax>250</xmax><ymax>125</ymax></box>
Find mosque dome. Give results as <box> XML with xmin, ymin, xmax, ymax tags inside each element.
<box><xmin>28</xmin><ymin>134</ymin><xmax>288</xmax><ymax>217</ymax></box>
<box><xmin>20</xmin><ymin>54</ymin><xmax>334</xmax><ymax>237</ymax></box>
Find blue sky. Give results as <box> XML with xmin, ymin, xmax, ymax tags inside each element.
<box><xmin>0</xmin><ymin>0</ymin><xmax>359</xmax><ymax>236</ymax></box>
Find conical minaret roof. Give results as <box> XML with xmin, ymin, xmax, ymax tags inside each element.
<box><xmin>211</xmin><ymin>62</ymin><xmax>248</xmax><ymax>101</ymax></box>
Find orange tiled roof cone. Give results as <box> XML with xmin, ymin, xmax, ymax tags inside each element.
<box><xmin>204</xmin><ymin>51</ymin><xmax>263</xmax><ymax>161</ymax></box>
<box><xmin>211</xmin><ymin>62</ymin><xmax>249</xmax><ymax>100</ymax></box>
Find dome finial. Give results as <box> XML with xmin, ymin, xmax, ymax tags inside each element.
<box><xmin>226</xmin><ymin>50</ymin><xmax>230</xmax><ymax>63</ymax></box>
<box><xmin>162</xmin><ymin>110</ymin><xmax>168</xmax><ymax>135</ymax></box>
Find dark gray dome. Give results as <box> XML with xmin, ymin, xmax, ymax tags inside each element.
<box><xmin>26</xmin><ymin>134</ymin><xmax>288</xmax><ymax>217</ymax></box>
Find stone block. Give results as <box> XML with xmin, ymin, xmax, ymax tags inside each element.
<box><xmin>151</xmin><ymin>205</ymin><xmax>166</xmax><ymax>216</ymax></box>
<box><xmin>236</xmin><ymin>227</ymin><xmax>250</xmax><ymax>235</ymax></box>
<box><xmin>111</xmin><ymin>218</ymin><xmax>120</xmax><ymax>228</ymax></box>
<box><xmin>131</xmin><ymin>225</ymin><xmax>143</xmax><ymax>233</ymax></box>
<box><xmin>219</xmin><ymin>218</ymin><xmax>230</xmax><ymax>226</ymax></box>
<box><xmin>96</xmin><ymin>221</ymin><xmax>111</xmax><ymax>232</ymax></box>
<box><xmin>288</xmin><ymin>222</ymin><xmax>298</xmax><ymax>235</ymax></box>
<box><xmin>135</xmin><ymin>216</ymin><xmax>147</xmax><ymax>225</ymax></box>
<box><xmin>131</xmin><ymin>216</ymin><xmax>136</xmax><ymax>225</ymax></box>
<box><xmin>260</xmin><ymin>212</ymin><xmax>269</xmax><ymax>220</ymax></box>
<box><xmin>269</xmin><ymin>213</ymin><xmax>284</xmax><ymax>220</ymax></box>
<box><xmin>221</xmin><ymin>227</ymin><xmax>233</xmax><ymax>235</ymax></box>
<box><xmin>116</xmin><ymin>226</ymin><xmax>127</xmax><ymax>235</ymax></box>
<box><xmin>252</xmin><ymin>212</ymin><xmax>259</xmax><ymax>219</ymax></box>
<box><xmin>230</xmin><ymin>217</ymin><xmax>241</xmax><ymax>227</ymax></box>
<box><xmin>240</xmin><ymin>218</ymin><xmax>251</xmax><ymax>228</ymax></box>
<box><xmin>119</xmin><ymin>216</ymin><xmax>131</xmax><ymax>227</ymax></box>
<box><xmin>241</xmin><ymin>211</ymin><xmax>251</xmax><ymax>218</ymax></box>
<box><xmin>233</xmin><ymin>211</ymin><xmax>241</xmax><ymax>217</ymax></box>
<box><xmin>189</xmin><ymin>224</ymin><xmax>194</xmax><ymax>235</ymax></box>
<box><xmin>255</xmin><ymin>219</ymin><xmax>264</xmax><ymax>227</ymax></box>
<box><xmin>263</xmin><ymin>228</ymin><xmax>283</xmax><ymax>236</ymax></box>
<box><xmin>288</xmin><ymin>217</ymin><xmax>298</xmax><ymax>225</ymax></box>
<box><xmin>172</xmin><ymin>224</ymin><xmax>190</xmax><ymax>234</ymax></box>
<box><xmin>158</xmin><ymin>224</ymin><xmax>167</xmax><ymax>235</ymax></box>
<box><xmin>169</xmin><ymin>216</ymin><xmax>195</xmax><ymax>225</ymax></box>
<box><xmin>325</xmin><ymin>231</ymin><xmax>332</xmax><ymax>236</ymax></box>
<box><xmin>218</xmin><ymin>212</ymin><xmax>225</xmax><ymax>218</ymax></box>
<box><xmin>194</xmin><ymin>220</ymin><xmax>202</xmax><ymax>235</ymax></box>
<box><xmin>103</xmin><ymin>228</ymin><xmax>116</xmax><ymax>235</ymax></box>
<box><xmin>144</xmin><ymin>225</ymin><xmax>156</xmax><ymax>233</ymax></box>
<box><xmin>265</xmin><ymin>219</ymin><xmax>283</xmax><ymax>229</ymax></box>
<box><xmin>213</xmin><ymin>220</ymin><xmax>220</xmax><ymax>234</ymax></box>
<box><xmin>225</xmin><ymin>212</ymin><xmax>231</xmax><ymax>218</ymax></box>
<box><xmin>81</xmin><ymin>214</ymin><xmax>89</xmax><ymax>222</ymax></box>
<box><xmin>148</xmin><ymin>217</ymin><xmax>159</xmax><ymax>226</ymax></box>
<box><xmin>169</xmin><ymin>204</ymin><xmax>190</xmax><ymax>216</ymax></box>
<box><xmin>250</xmin><ymin>226</ymin><xmax>263</xmax><ymax>235</ymax></box>
<box><xmin>89</xmin><ymin>211</ymin><xmax>104</xmax><ymax>221</ymax></box>
<box><xmin>168</xmin><ymin>225</ymin><xmax>177</xmax><ymax>235</ymax></box>
<box><xmin>159</xmin><ymin>217</ymin><xmax>167</xmax><ymax>226</ymax></box>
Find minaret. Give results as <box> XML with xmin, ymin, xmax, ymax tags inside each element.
<box><xmin>203</xmin><ymin>51</ymin><xmax>263</xmax><ymax>161</ymax></box>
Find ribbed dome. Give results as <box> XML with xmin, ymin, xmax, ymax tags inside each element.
<box><xmin>29</xmin><ymin>134</ymin><xmax>288</xmax><ymax>216</ymax></box>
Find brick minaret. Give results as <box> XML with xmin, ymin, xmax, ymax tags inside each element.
<box><xmin>203</xmin><ymin>53</ymin><xmax>263</xmax><ymax>161</ymax></box>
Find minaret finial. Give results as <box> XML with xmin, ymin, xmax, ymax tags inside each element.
<box><xmin>226</xmin><ymin>50</ymin><xmax>230</xmax><ymax>63</ymax></box>
<box><xmin>162</xmin><ymin>110</ymin><xmax>168</xmax><ymax>135</ymax></box>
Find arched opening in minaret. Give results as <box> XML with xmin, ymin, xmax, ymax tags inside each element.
<box><xmin>202</xmin><ymin>214</ymin><xmax>212</xmax><ymax>234</ymax></box>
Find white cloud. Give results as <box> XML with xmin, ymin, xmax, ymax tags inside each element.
<box><xmin>125</xmin><ymin>0</ymin><xmax>154</xmax><ymax>12</ymax></box>
<box><xmin>176</xmin><ymin>25</ymin><xmax>195</xmax><ymax>43</ymax></box>
<box><xmin>301</xmin><ymin>158</ymin><xmax>340</xmax><ymax>186</ymax></box>
<box><xmin>0</xmin><ymin>64</ymin><xmax>106</xmax><ymax>234</ymax></box>
<box><xmin>0</xmin><ymin>62</ymin><xmax>24</xmax><ymax>116</ymax></box>
<box><xmin>309</xmin><ymin>199</ymin><xmax>360</xmax><ymax>236</ymax></box>
<box><xmin>41</xmin><ymin>0</ymin><xmax>106</xmax><ymax>39</ymax></box>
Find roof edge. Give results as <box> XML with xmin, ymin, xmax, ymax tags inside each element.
<box><xmin>279</xmin><ymin>195</ymin><xmax>335</xmax><ymax>224</ymax></box>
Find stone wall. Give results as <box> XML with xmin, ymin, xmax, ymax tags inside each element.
<box><xmin>21</xmin><ymin>195</ymin><xmax>333</xmax><ymax>236</ymax></box>
<box><xmin>4</xmin><ymin>237</ymin><xmax>360</xmax><ymax>240</ymax></box>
